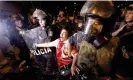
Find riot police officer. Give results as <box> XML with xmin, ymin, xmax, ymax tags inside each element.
<box><xmin>68</xmin><ymin>1</ymin><xmax>114</xmax><ymax>80</ymax></box>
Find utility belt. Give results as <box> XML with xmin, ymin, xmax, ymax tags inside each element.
<box><xmin>59</xmin><ymin>63</ymin><xmax>71</xmax><ymax>70</ymax></box>
<box><xmin>74</xmin><ymin>65</ymin><xmax>98</xmax><ymax>80</ymax></box>
<box><xmin>59</xmin><ymin>63</ymin><xmax>71</xmax><ymax>76</ymax></box>
<box><xmin>76</xmin><ymin>65</ymin><xmax>87</xmax><ymax>75</ymax></box>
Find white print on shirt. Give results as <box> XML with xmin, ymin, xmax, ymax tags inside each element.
<box><xmin>61</xmin><ymin>40</ymin><xmax>70</xmax><ymax>58</ymax></box>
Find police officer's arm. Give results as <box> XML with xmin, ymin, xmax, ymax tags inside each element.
<box><xmin>68</xmin><ymin>33</ymin><xmax>77</xmax><ymax>57</ymax></box>
<box><xmin>68</xmin><ymin>43</ymin><xmax>73</xmax><ymax>57</ymax></box>
<box><xmin>71</xmin><ymin>54</ymin><xmax>78</xmax><ymax>76</ymax></box>
<box><xmin>71</xmin><ymin>54</ymin><xmax>77</xmax><ymax>67</ymax></box>
<box><xmin>35</xmin><ymin>39</ymin><xmax>58</xmax><ymax>47</ymax></box>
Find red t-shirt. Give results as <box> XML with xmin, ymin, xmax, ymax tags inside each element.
<box><xmin>56</xmin><ymin>39</ymin><xmax>77</xmax><ymax>68</ymax></box>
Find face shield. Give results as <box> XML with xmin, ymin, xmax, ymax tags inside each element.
<box><xmin>80</xmin><ymin>1</ymin><xmax>114</xmax><ymax>37</ymax></box>
<box><xmin>84</xmin><ymin>15</ymin><xmax>103</xmax><ymax>36</ymax></box>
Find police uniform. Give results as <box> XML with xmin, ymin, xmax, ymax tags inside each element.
<box><xmin>69</xmin><ymin>1</ymin><xmax>114</xmax><ymax>80</ymax></box>
<box><xmin>21</xmin><ymin>9</ymin><xmax>58</xmax><ymax>79</ymax></box>
<box><xmin>69</xmin><ymin>31</ymin><xmax>95</xmax><ymax>51</ymax></box>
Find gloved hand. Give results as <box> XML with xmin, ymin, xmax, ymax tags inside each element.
<box><xmin>32</xmin><ymin>43</ymin><xmax>37</xmax><ymax>50</ymax></box>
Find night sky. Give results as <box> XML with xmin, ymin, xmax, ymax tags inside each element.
<box><xmin>7</xmin><ymin>1</ymin><xmax>85</xmax><ymax>15</ymax></box>
<box><xmin>6</xmin><ymin>1</ymin><xmax>133</xmax><ymax>15</ymax></box>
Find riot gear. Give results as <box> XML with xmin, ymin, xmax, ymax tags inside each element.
<box><xmin>80</xmin><ymin>1</ymin><xmax>114</xmax><ymax>36</ymax></box>
<box><xmin>80</xmin><ymin>1</ymin><xmax>114</xmax><ymax>18</ymax></box>
<box><xmin>32</xmin><ymin>9</ymin><xmax>47</xmax><ymax>20</ymax></box>
<box><xmin>84</xmin><ymin>15</ymin><xmax>103</xmax><ymax>36</ymax></box>
<box><xmin>69</xmin><ymin>1</ymin><xmax>115</xmax><ymax>80</ymax></box>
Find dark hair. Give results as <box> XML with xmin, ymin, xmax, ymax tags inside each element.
<box><xmin>61</xmin><ymin>26</ymin><xmax>71</xmax><ymax>37</ymax></box>
<box><xmin>126</xmin><ymin>6</ymin><xmax>133</xmax><ymax>11</ymax></box>
<box><xmin>15</xmin><ymin>18</ymin><xmax>23</xmax><ymax>22</ymax></box>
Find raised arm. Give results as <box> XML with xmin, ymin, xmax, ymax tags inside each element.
<box><xmin>35</xmin><ymin>39</ymin><xmax>58</xmax><ymax>47</ymax></box>
<box><xmin>112</xmin><ymin>23</ymin><xmax>127</xmax><ymax>37</ymax></box>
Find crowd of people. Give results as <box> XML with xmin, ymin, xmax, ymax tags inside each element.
<box><xmin>0</xmin><ymin>1</ymin><xmax>133</xmax><ymax>80</ymax></box>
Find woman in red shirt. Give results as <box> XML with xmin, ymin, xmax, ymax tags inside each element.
<box><xmin>35</xmin><ymin>28</ymin><xmax>77</xmax><ymax>80</ymax></box>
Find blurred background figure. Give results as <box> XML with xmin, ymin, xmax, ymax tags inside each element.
<box><xmin>28</xmin><ymin>16</ymin><xmax>39</xmax><ymax>30</ymax></box>
<box><xmin>111</xmin><ymin>4</ymin><xmax>133</xmax><ymax>79</ymax></box>
<box><xmin>56</xmin><ymin>11</ymin><xmax>65</xmax><ymax>23</ymax></box>
<box><xmin>0</xmin><ymin>35</ymin><xmax>13</xmax><ymax>79</ymax></box>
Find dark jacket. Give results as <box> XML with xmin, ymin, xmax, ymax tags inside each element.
<box><xmin>8</xmin><ymin>27</ymin><xmax>31</xmax><ymax>66</ymax></box>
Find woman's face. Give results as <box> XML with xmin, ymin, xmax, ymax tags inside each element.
<box><xmin>39</xmin><ymin>19</ymin><xmax>46</xmax><ymax>27</ymax></box>
<box><xmin>125</xmin><ymin>10</ymin><xmax>133</xmax><ymax>22</ymax></box>
<box><xmin>60</xmin><ymin>29</ymin><xmax>69</xmax><ymax>40</ymax></box>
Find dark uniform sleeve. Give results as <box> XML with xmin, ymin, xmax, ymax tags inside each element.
<box><xmin>69</xmin><ymin>31</ymin><xmax>87</xmax><ymax>51</ymax></box>
<box><xmin>69</xmin><ymin>32</ymin><xmax>78</xmax><ymax>46</ymax></box>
